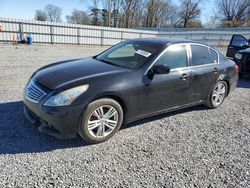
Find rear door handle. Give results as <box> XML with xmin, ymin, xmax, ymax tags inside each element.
<box><xmin>180</xmin><ymin>73</ymin><xmax>189</xmax><ymax>80</ymax></box>
<box><xmin>213</xmin><ymin>67</ymin><xmax>218</xmax><ymax>73</ymax></box>
<box><xmin>228</xmin><ymin>46</ymin><xmax>234</xmax><ymax>49</ymax></box>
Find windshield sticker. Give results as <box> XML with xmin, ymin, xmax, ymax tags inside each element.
<box><xmin>135</xmin><ymin>49</ymin><xmax>152</xmax><ymax>57</ymax></box>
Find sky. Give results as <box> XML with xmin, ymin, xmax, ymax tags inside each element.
<box><xmin>0</xmin><ymin>0</ymin><xmax>215</xmax><ymax>24</ymax></box>
<box><xmin>0</xmin><ymin>0</ymin><xmax>86</xmax><ymax>21</ymax></box>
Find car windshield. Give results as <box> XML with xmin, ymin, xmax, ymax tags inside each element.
<box><xmin>95</xmin><ymin>40</ymin><xmax>163</xmax><ymax>69</ymax></box>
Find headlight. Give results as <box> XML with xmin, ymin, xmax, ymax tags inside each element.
<box><xmin>44</xmin><ymin>85</ymin><xmax>89</xmax><ymax>106</ymax></box>
<box><xmin>235</xmin><ymin>53</ymin><xmax>242</xmax><ymax>60</ymax></box>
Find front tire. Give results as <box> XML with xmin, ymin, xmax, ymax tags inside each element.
<box><xmin>78</xmin><ymin>98</ymin><xmax>123</xmax><ymax>144</ymax></box>
<box><xmin>206</xmin><ymin>81</ymin><xmax>228</xmax><ymax>109</ymax></box>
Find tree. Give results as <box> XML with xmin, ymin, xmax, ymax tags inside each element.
<box><xmin>185</xmin><ymin>20</ymin><xmax>203</xmax><ymax>28</ymax></box>
<box><xmin>144</xmin><ymin>0</ymin><xmax>177</xmax><ymax>28</ymax></box>
<box><xmin>111</xmin><ymin>9</ymin><xmax>119</xmax><ymax>27</ymax></box>
<box><xmin>45</xmin><ymin>4</ymin><xmax>62</xmax><ymax>22</ymax></box>
<box><xmin>179</xmin><ymin>0</ymin><xmax>201</xmax><ymax>28</ymax></box>
<box><xmin>166</xmin><ymin>4</ymin><xmax>180</xmax><ymax>27</ymax></box>
<box><xmin>110</xmin><ymin>0</ymin><xmax>123</xmax><ymax>27</ymax></box>
<box><xmin>216</xmin><ymin>0</ymin><xmax>250</xmax><ymax>26</ymax></box>
<box><xmin>90</xmin><ymin>8</ymin><xmax>101</xmax><ymax>25</ymax></box>
<box><xmin>204</xmin><ymin>11</ymin><xmax>220</xmax><ymax>29</ymax></box>
<box><xmin>102</xmin><ymin>0</ymin><xmax>112</xmax><ymax>26</ymax></box>
<box><xmin>101</xmin><ymin>9</ymin><xmax>109</xmax><ymax>26</ymax></box>
<box><xmin>34</xmin><ymin>10</ymin><xmax>47</xmax><ymax>21</ymax></box>
<box><xmin>66</xmin><ymin>10</ymin><xmax>89</xmax><ymax>24</ymax></box>
<box><xmin>119</xmin><ymin>0</ymin><xmax>144</xmax><ymax>28</ymax></box>
<box><xmin>81</xmin><ymin>0</ymin><xmax>200</xmax><ymax>28</ymax></box>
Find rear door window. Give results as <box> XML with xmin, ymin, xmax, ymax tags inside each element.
<box><xmin>191</xmin><ymin>45</ymin><xmax>210</xmax><ymax>66</ymax></box>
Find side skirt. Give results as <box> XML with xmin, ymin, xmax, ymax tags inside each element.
<box><xmin>124</xmin><ymin>100</ymin><xmax>205</xmax><ymax>124</ymax></box>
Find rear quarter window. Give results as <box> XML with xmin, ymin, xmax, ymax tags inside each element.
<box><xmin>210</xmin><ymin>49</ymin><xmax>218</xmax><ymax>63</ymax></box>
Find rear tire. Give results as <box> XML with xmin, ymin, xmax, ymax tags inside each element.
<box><xmin>78</xmin><ymin>98</ymin><xmax>123</xmax><ymax>144</ymax></box>
<box><xmin>205</xmin><ymin>81</ymin><xmax>228</xmax><ymax>109</ymax></box>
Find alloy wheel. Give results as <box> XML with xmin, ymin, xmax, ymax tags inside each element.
<box><xmin>212</xmin><ymin>82</ymin><xmax>226</xmax><ymax>106</ymax></box>
<box><xmin>87</xmin><ymin>105</ymin><xmax>119</xmax><ymax>138</ymax></box>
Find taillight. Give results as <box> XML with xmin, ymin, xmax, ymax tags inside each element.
<box><xmin>234</xmin><ymin>64</ymin><xmax>240</xmax><ymax>73</ymax></box>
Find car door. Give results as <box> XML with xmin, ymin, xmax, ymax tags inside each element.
<box><xmin>139</xmin><ymin>44</ymin><xmax>192</xmax><ymax>115</ymax></box>
<box><xmin>226</xmin><ymin>34</ymin><xmax>249</xmax><ymax>58</ymax></box>
<box><xmin>189</xmin><ymin>44</ymin><xmax>220</xmax><ymax>102</ymax></box>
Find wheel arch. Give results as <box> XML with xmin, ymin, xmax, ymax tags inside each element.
<box><xmin>206</xmin><ymin>76</ymin><xmax>230</xmax><ymax>101</ymax></box>
<box><xmin>89</xmin><ymin>93</ymin><xmax>128</xmax><ymax>120</ymax></box>
<box><xmin>77</xmin><ymin>92</ymin><xmax>127</xmax><ymax>138</ymax></box>
<box><xmin>217</xmin><ymin>75</ymin><xmax>230</xmax><ymax>97</ymax></box>
<box><xmin>222</xmin><ymin>79</ymin><xmax>230</xmax><ymax>96</ymax></box>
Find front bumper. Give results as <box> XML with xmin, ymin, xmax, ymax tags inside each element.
<box><xmin>23</xmin><ymin>96</ymin><xmax>87</xmax><ymax>139</ymax></box>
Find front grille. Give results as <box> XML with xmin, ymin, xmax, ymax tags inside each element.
<box><xmin>25</xmin><ymin>80</ymin><xmax>46</xmax><ymax>103</ymax></box>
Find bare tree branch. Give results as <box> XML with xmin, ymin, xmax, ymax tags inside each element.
<box><xmin>179</xmin><ymin>0</ymin><xmax>201</xmax><ymax>28</ymax></box>
<box><xmin>217</xmin><ymin>0</ymin><xmax>250</xmax><ymax>26</ymax></box>
<box><xmin>34</xmin><ymin>10</ymin><xmax>47</xmax><ymax>21</ymax></box>
<box><xmin>45</xmin><ymin>4</ymin><xmax>62</xmax><ymax>22</ymax></box>
<box><xmin>66</xmin><ymin>9</ymin><xmax>89</xmax><ymax>24</ymax></box>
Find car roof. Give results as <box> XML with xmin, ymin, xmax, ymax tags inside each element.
<box><xmin>132</xmin><ymin>37</ymin><xmax>207</xmax><ymax>46</ymax></box>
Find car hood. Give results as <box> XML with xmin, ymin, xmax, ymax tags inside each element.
<box><xmin>33</xmin><ymin>58</ymin><xmax>129</xmax><ymax>90</ymax></box>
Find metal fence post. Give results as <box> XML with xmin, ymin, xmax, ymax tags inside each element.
<box><xmin>18</xmin><ymin>22</ymin><xmax>23</xmax><ymax>42</ymax></box>
<box><xmin>101</xmin><ymin>29</ymin><xmax>104</xmax><ymax>46</ymax></box>
<box><xmin>50</xmin><ymin>25</ymin><xmax>54</xmax><ymax>45</ymax></box>
<box><xmin>120</xmin><ymin>31</ymin><xmax>123</xmax><ymax>42</ymax></box>
<box><xmin>77</xmin><ymin>27</ymin><xmax>80</xmax><ymax>45</ymax></box>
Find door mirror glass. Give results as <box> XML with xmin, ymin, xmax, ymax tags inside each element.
<box><xmin>152</xmin><ymin>64</ymin><xmax>170</xmax><ymax>74</ymax></box>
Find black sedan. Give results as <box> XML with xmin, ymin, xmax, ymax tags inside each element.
<box><xmin>23</xmin><ymin>38</ymin><xmax>239</xmax><ymax>143</ymax></box>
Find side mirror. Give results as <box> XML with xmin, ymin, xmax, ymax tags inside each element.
<box><xmin>151</xmin><ymin>64</ymin><xmax>170</xmax><ymax>74</ymax></box>
<box><xmin>241</xmin><ymin>41</ymin><xmax>249</xmax><ymax>48</ymax></box>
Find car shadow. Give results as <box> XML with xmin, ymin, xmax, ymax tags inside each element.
<box><xmin>0</xmin><ymin>101</ymin><xmax>88</xmax><ymax>155</ymax></box>
<box><xmin>237</xmin><ymin>75</ymin><xmax>250</xmax><ymax>89</ymax></box>
<box><xmin>0</xmin><ymin>101</ymin><xmax>209</xmax><ymax>155</ymax></box>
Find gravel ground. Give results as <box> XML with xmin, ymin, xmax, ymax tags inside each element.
<box><xmin>0</xmin><ymin>44</ymin><xmax>250</xmax><ymax>188</ymax></box>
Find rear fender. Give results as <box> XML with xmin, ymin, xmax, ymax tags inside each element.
<box><xmin>206</xmin><ymin>74</ymin><xmax>230</xmax><ymax>101</ymax></box>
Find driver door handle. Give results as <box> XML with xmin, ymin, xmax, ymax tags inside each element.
<box><xmin>213</xmin><ymin>67</ymin><xmax>218</xmax><ymax>73</ymax></box>
<box><xmin>180</xmin><ymin>73</ymin><xmax>189</xmax><ymax>80</ymax></box>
